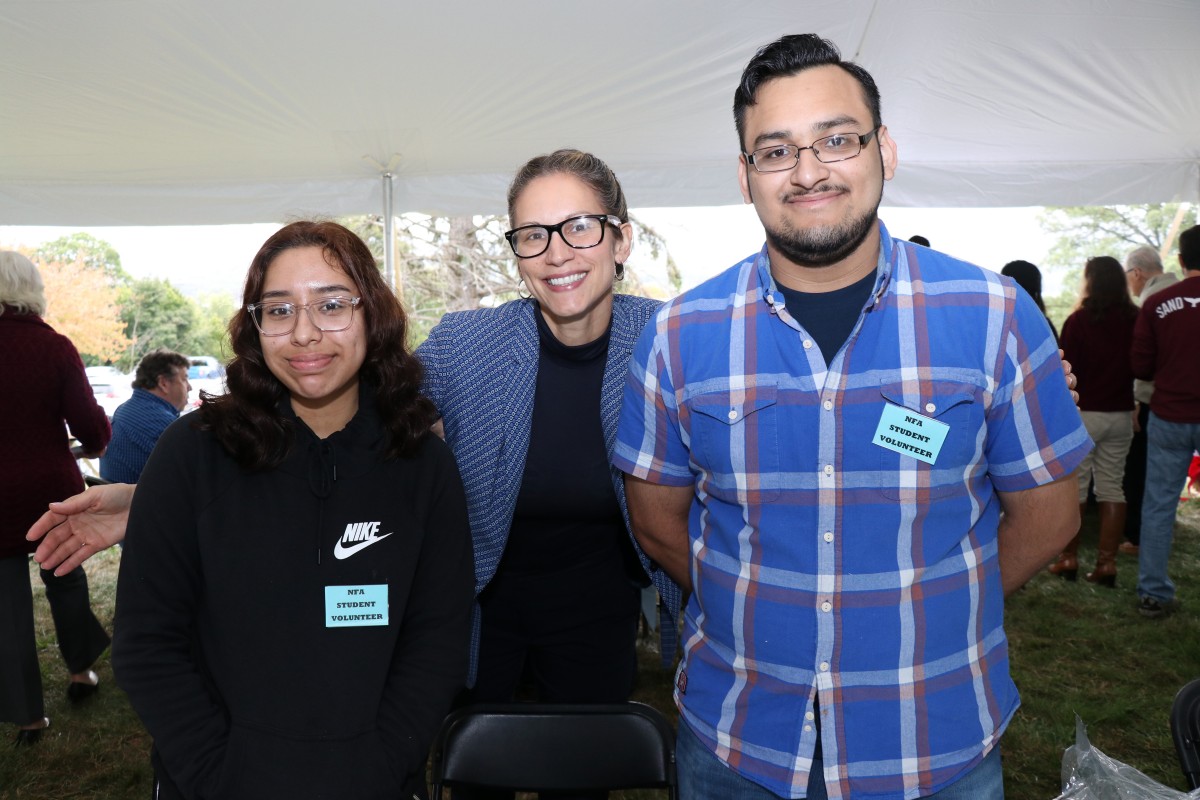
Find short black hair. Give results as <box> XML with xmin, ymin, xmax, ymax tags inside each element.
<box><xmin>133</xmin><ymin>349</ymin><xmax>188</xmax><ymax>391</ymax></box>
<box><xmin>733</xmin><ymin>34</ymin><xmax>882</xmax><ymax>152</ymax></box>
<box><xmin>1001</xmin><ymin>260</ymin><xmax>1048</xmax><ymax>315</ymax></box>
<box><xmin>1179</xmin><ymin>224</ymin><xmax>1200</xmax><ymax>271</ymax></box>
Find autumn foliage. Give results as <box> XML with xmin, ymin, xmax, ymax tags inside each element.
<box><xmin>38</xmin><ymin>258</ymin><xmax>130</xmax><ymax>362</ymax></box>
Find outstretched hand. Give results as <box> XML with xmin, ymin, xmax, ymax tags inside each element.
<box><xmin>26</xmin><ymin>483</ymin><xmax>136</xmax><ymax>575</ymax></box>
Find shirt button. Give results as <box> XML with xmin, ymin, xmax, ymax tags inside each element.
<box><xmin>925</xmin><ymin>402</ymin><xmax>936</xmax><ymax>413</ymax></box>
<box><xmin>803</xmin><ymin>339</ymin><xmax>813</xmax><ymax>350</ymax></box>
<box><xmin>804</xmin><ymin>724</ymin><xmax>813</xmax><ymax>732</ymax></box>
<box><xmin>805</xmin><ymin>711</ymin><xmax>815</xmax><ymax>721</ymax></box>
<box><xmin>823</xmin><ymin>465</ymin><xmax>833</xmax><ymax>476</ymax></box>
<box><xmin>821</xmin><ymin>601</ymin><xmax>832</xmax><ymax>613</ymax></box>
<box><xmin>819</xmin><ymin>662</ymin><xmax>830</xmax><ymax>672</ymax></box>
<box><xmin>822</xmin><ymin>399</ymin><xmax>833</xmax><ymax>411</ymax></box>
<box><xmin>823</xmin><ymin>531</ymin><xmax>834</xmax><ymax>542</ymax></box>
<box><xmin>727</xmin><ymin>409</ymin><xmax>738</xmax><ymax>421</ymax></box>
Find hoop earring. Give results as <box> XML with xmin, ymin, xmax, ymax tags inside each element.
<box><xmin>518</xmin><ymin>278</ymin><xmax>532</xmax><ymax>300</ymax></box>
<box><xmin>614</xmin><ymin>263</ymin><xmax>625</xmax><ymax>282</ymax></box>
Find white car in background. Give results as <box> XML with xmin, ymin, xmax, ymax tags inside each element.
<box><xmin>186</xmin><ymin>355</ymin><xmax>227</xmax><ymax>411</ymax></box>
<box><xmin>84</xmin><ymin>365</ymin><xmax>132</xmax><ymax>418</ymax></box>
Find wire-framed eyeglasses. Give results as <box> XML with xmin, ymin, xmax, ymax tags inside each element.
<box><xmin>744</xmin><ymin>127</ymin><xmax>880</xmax><ymax>173</ymax></box>
<box><xmin>504</xmin><ymin>214</ymin><xmax>623</xmax><ymax>259</ymax></box>
<box><xmin>245</xmin><ymin>296</ymin><xmax>362</xmax><ymax>336</ymax></box>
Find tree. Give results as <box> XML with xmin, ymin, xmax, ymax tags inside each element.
<box><xmin>190</xmin><ymin>293</ymin><xmax>236</xmax><ymax>361</ymax></box>
<box><xmin>38</xmin><ymin>258</ymin><xmax>130</xmax><ymax>363</ymax></box>
<box><xmin>25</xmin><ymin>233</ymin><xmax>233</xmax><ymax>367</ymax></box>
<box><xmin>34</xmin><ymin>232</ymin><xmax>130</xmax><ymax>284</ymax></box>
<box><xmin>1038</xmin><ymin>203</ymin><xmax>1195</xmax><ymax>328</ymax></box>
<box><xmin>118</xmin><ymin>278</ymin><xmax>204</xmax><ymax>369</ymax></box>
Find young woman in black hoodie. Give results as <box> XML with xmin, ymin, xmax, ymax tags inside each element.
<box><xmin>110</xmin><ymin>221</ymin><xmax>474</xmax><ymax>800</ymax></box>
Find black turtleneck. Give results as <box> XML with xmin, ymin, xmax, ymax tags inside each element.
<box><xmin>500</xmin><ymin>307</ymin><xmax>625</xmax><ymax>574</ymax></box>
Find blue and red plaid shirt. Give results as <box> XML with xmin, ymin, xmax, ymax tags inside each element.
<box><xmin>615</xmin><ymin>222</ymin><xmax>1090</xmax><ymax>800</ymax></box>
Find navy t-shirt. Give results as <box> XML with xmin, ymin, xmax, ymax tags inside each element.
<box><xmin>776</xmin><ymin>269</ymin><xmax>878</xmax><ymax>365</ymax></box>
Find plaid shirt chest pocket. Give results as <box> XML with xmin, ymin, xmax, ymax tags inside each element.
<box><xmin>877</xmin><ymin>379</ymin><xmax>982</xmax><ymax>500</ymax></box>
<box><xmin>685</xmin><ymin>384</ymin><xmax>779</xmax><ymax>502</ymax></box>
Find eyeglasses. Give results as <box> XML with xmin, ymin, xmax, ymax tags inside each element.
<box><xmin>744</xmin><ymin>127</ymin><xmax>880</xmax><ymax>173</ymax></box>
<box><xmin>504</xmin><ymin>214</ymin><xmax>622</xmax><ymax>259</ymax></box>
<box><xmin>245</xmin><ymin>296</ymin><xmax>362</xmax><ymax>336</ymax></box>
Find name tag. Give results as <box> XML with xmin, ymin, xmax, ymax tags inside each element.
<box><xmin>324</xmin><ymin>584</ymin><xmax>388</xmax><ymax>628</ymax></box>
<box><xmin>871</xmin><ymin>403</ymin><xmax>950</xmax><ymax>465</ymax></box>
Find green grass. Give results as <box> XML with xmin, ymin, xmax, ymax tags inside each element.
<box><xmin>1003</xmin><ymin>497</ymin><xmax>1200</xmax><ymax>799</ymax></box>
<box><xmin>0</xmin><ymin>548</ymin><xmax>153</xmax><ymax>799</ymax></box>
<box><xmin>2</xmin><ymin>500</ymin><xmax>1197</xmax><ymax>799</ymax></box>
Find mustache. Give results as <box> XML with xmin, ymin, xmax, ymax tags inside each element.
<box><xmin>782</xmin><ymin>184</ymin><xmax>850</xmax><ymax>202</ymax></box>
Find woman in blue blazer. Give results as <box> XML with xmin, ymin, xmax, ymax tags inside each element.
<box><xmin>417</xmin><ymin>149</ymin><xmax>680</xmax><ymax>709</ymax></box>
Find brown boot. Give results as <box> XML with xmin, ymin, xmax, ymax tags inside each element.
<box><xmin>1086</xmin><ymin>501</ymin><xmax>1125</xmax><ymax>588</ymax></box>
<box><xmin>1048</xmin><ymin>507</ymin><xmax>1082</xmax><ymax>580</ymax></box>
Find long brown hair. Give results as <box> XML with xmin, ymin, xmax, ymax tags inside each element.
<box><xmin>1077</xmin><ymin>255</ymin><xmax>1138</xmax><ymax>323</ymax></box>
<box><xmin>198</xmin><ymin>221</ymin><xmax>435</xmax><ymax>469</ymax></box>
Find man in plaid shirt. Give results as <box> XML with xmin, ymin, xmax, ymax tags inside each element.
<box><xmin>614</xmin><ymin>35</ymin><xmax>1090</xmax><ymax>800</ymax></box>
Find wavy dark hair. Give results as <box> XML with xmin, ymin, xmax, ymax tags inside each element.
<box><xmin>1077</xmin><ymin>255</ymin><xmax>1138</xmax><ymax>323</ymax></box>
<box><xmin>198</xmin><ymin>220</ymin><xmax>435</xmax><ymax>469</ymax></box>
<box><xmin>733</xmin><ymin>34</ymin><xmax>882</xmax><ymax>152</ymax></box>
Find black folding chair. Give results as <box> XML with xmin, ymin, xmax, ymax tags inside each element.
<box><xmin>429</xmin><ymin>702</ymin><xmax>678</xmax><ymax>799</ymax></box>
<box><xmin>1171</xmin><ymin>678</ymin><xmax>1200</xmax><ymax>790</ymax></box>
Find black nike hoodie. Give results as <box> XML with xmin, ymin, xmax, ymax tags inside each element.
<box><xmin>113</xmin><ymin>385</ymin><xmax>473</xmax><ymax>799</ymax></box>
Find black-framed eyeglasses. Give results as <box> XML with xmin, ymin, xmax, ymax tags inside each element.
<box><xmin>245</xmin><ymin>296</ymin><xmax>362</xmax><ymax>337</ymax></box>
<box><xmin>744</xmin><ymin>127</ymin><xmax>881</xmax><ymax>173</ymax></box>
<box><xmin>504</xmin><ymin>214</ymin><xmax>623</xmax><ymax>259</ymax></box>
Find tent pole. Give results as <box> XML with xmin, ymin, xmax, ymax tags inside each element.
<box><xmin>1161</xmin><ymin>201</ymin><xmax>1191</xmax><ymax>263</ymax></box>
<box><xmin>382</xmin><ymin>171</ymin><xmax>397</xmax><ymax>296</ymax></box>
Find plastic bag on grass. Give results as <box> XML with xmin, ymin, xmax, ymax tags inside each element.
<box><xmin>1053</xmin><ymin>717</ymin><xmax>1200</xmax><ymax>799</ymax></box>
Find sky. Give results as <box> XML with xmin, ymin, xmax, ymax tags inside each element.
<box><xmin>0</xmin><ymin>204</ymin><xmax>1060</xmax><ymax>302</ymax></box>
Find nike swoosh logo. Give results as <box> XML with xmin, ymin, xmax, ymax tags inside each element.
<box><xmin>333</xmin><ymin>532</ymin><xmax>394</xmax><ymax>560</ymax></box>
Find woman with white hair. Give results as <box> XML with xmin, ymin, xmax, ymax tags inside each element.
<box><xmin>0</xmin><ymin>251</ymin><xmax>112</xmax><ymax>745</ymax></box>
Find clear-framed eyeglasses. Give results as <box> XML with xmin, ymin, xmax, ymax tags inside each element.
<box><xmin>504</xmin><ymin>214</ymin><xmax>623</xmax><ymax>259</ymax></box>
<box><xmin>245</xmin><ymin>296</ymin><xmax>362</xmax><ymax>336</ymax></box>
<box><xmin>744</xmin><ymin>127</ymin><xmax>881</xmax><ymax>173</ymax></box>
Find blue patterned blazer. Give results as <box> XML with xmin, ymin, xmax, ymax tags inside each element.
<box><xmin>417</xmin><ymin>294</ymin><xmax>681</xmax><ymax>682</ymax></box>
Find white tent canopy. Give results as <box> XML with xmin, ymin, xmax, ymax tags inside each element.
<box><xmin>2</xmin><ymin>0</ymin><xmax>1198</xmax><ymax>226</ymax></box>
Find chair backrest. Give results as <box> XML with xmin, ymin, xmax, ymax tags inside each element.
<box><xmin>429</xmin><ymin>701</ymin><xmax>677</xmax><ymax>799</ymax></box>
<box><xmin>1171</xmin><ymin>678</ymin><xmax>1200</xmax><ymax>790</ymax></box>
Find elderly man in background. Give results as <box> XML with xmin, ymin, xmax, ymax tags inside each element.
<box><xmin>100</xmin><ymin>349</ymin><xmax>191</xmax><ymax>484</ymax></box>
<box><xmin>1120</xmin><ymin>244</ymin><xmax>1178</xmax><ymax>556</ymax></box>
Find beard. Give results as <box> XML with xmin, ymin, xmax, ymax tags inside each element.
<box><xmin>754</xmin><ymin>157</ymin><xmax>886</xmax><ymax>268</ymax></box>
<box><xmin>765</xmin><ymin>197</ymin><xmax>880</xmax><ymax>268</ymax></box>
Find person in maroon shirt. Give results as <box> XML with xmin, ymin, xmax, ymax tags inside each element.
<box><xmin>1130</xmin><ymin>224</ymin><xmax>1200</xmax><ymax>618</ymax></box>
<box><xmin>1049</xmin><ymin>256</ymin><xmax>1137</xmax><ymax>587</ymax></box>
<box><xmin>0</xmin><ymin>251</ymin><xmax>112</xmax><ymax>745</ymax></box>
